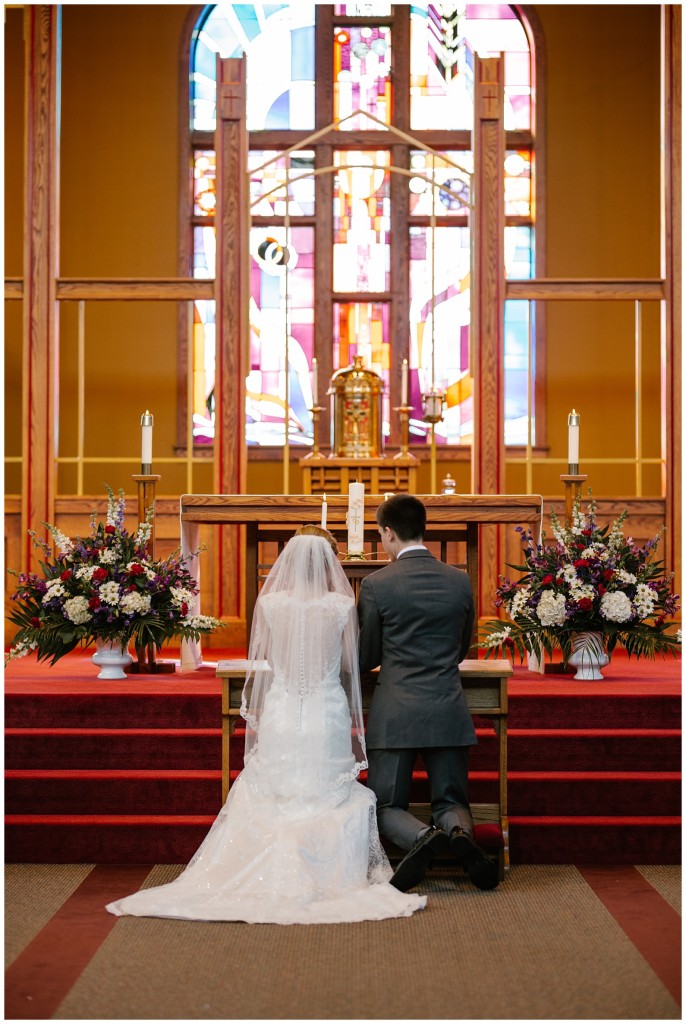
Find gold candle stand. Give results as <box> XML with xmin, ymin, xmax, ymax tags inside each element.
<box><xmin>127</xmin><ymin>473</ymin><xmax>175</xmax><ymax>674</ymax></box>
<box><xmin>393</xmin><ymin>405</ymin><xmax>413</xmax><ymax>459</ymax></box>
<box><xmin>301</xmin><ymin>406</ymin><xmax>326</xmax><ymax>460</ymax></box>
<box><xmin>560</xmin><ymin>473</ymin><xmax>588</xmax><ymax>527</ymax></box>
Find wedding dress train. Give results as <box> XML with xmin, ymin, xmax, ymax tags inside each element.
<box><xmin>106</xmin><ymin>589</ymin><xmax>426</xmax><ymax>924</ymax></box>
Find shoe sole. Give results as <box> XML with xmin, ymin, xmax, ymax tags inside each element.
<box><xmin>390</xmin><ymin>831</ymin><xmax>450</xmax><ymax>892</ymax></box>
<box><xmin>450</xmin><ymin>832</ymin><xmax>499</xmax><ymax>891</ymax></box>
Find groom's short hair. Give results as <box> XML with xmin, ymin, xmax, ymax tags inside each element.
<box><xmin>377</xmin><ymin>494</ymin><xmax>426</xmax><ymax>541</ymax></box>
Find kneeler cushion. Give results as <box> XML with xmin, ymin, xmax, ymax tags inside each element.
<box><xmin>474</xmin><ymin>822</ymin><xmax>504</xmax><ymax>849</ymax></box>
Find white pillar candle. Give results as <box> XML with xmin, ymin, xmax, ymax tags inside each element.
<box><xmin>568</xmin><ymin>409</ymin><xmax>580</xmax><ymax>469</ymax></box>
<box><xmin>312</xmin><ymin>357</ymin><xmax>318</xmax><ymax>404</ymax></box>
<box><xmin>401</xmin><ymin>358</ymin><xmax>408</xmax><ymax>406</ymax></box>
<box><xmin>347</xmin><ymin>481</ymin><xmax>365</xmax><ymax>554</ymax></box>
<box><xmin>141</xmin><ymin>410</ymin><xmax>153</xmax><ymax>469</ymax></box>
<box><xmin>321</xmin><ymin>492</ymin><xmax>327</xmax><ymax>529</ymax></box>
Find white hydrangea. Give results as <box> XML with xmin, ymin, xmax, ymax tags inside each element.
<box><xmin>75</xmin><ymin>566</ymin><xmax>97</xmax><ymax>581</ymax></box>
<box><xmin>171</xmin><ymin>587</ymin><xmax>195</xmax><ymax>607</ymax></box>
<box><xmin>99</xmin><ymin>581</ymin><xmax>121</xmax><ymax>606</ymax></box>
<box><xmin>614</xmin><ymin>568</ymin><xmax>637</xmax><ymax>584</ymax></box>
<box><xmin>99</xmin><ymin>548</ymin><xmax>119</xmax><ymax>565</ymax></box>
<box><xmin>536</xmin><ymin>591</ymin><xmax>567</xmax><ymax>627</ymax></box>
<box><xmin>509</xmin><ymin>586</ymin><xmax>531</xmax><ymax>617</ymax></box>
<box><xmin>120</xmin><ymin>592</ymin><xmax>152</xmax><ymax>615</ymax></box>
<box><xmin>633</xmin><ymin>583</ymin><xmax>656</xmax><ymax>619</ymax></box>
<box><xmin>600</xmin><ymin>590</ymin><xmax>633</xmax><ymax>623</ymax></box>
<box><xmin>63</xmin><ymin>596</ymin><xmax>92</xmax><ymax>625</ymax></box>
<box><xmin>42</xmin><ymin>582</ymin><xmax>66</xmax><ymax>604</ymax></box>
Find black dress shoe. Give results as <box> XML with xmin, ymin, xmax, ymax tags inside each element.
<box><xmin>390</xmin><ymin>827</ymin><xmax>450</xmax><ymax>892</ymax></box>
<box><xmin>450</xmin><ymin>827</ymin><xmax>499</xmax><ymax>891</ymax></box>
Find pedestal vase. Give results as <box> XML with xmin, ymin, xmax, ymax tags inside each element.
<box><xmin>567</xmin><ymin>631</ymin><xmax>609</xmax><ymax>680</ymax></box>
<box><xmin>91</xmin><ymin>640</ymin><xmax>133</xmax><ymax>680</ymax></box>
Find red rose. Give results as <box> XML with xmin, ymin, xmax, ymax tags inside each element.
<box><xmin>60</xmin><ymin>569</ymin><xmax>73</xmax><ymax>581</ymax></box>
<box><xmin>181</xmin><ymin>602</ymin><xmax>189</xmax><ymax>616</ymax></box>
<box><xmin>30</xmin><ymin>616</ymin><xmax>41</xmax><ymax>628</ymax></box>
<box><xmin>129</xmin><ymin>563</ymin><xmax>143</xmax><ymax>575</ymax></box>
<box><xmin>104</xmin><ymin>525</ymin><xmax>116</xmax><ymax>534</ymax></box>
<box><xmin>92</xmin><ymin>567</ymin><xmax>108</xmax><ymax>581</ymax></box>
<box><xmin>540</xmin><ymin>574</ymin><xmax>554</xmax><ymax>585</ymax></box>
<box><xmin>573</xmin><ymin>559</ymin><xmax>589</xmax><ymax>568</ymax></box>
<box><xmin>598</xmin><ymin>585</ymin><xmax>607</xmax><ymax>597</ymax></box>
<box><xmin>127</xmin><ymin>584</ymin><xmax>138</xmax><ymax>592</ymax></box>
<box><xmin>88</xmin><ymin>596</ymin><xmax>101</xmax><ymax>610</ymax></box>
<box><xmin>576</xmin><ymin>543</ymin><xmax>586</xmax><ymax>550</ymax></box>
<box><xmin>577</xmin><ymin>598</ymin><xmax>594</xmax><ymax>611</ymax></box>
<box><xmin>603</xmin><ymin>569</ymin><xmax>614</xmax><ymax>581</ymax></box>
<box><xmin>581</xmin><ymin>528</ymin><xmax>592</xmax><ymax>537</ymax></box>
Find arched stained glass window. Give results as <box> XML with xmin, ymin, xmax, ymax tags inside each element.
<box><xmin>186</xmin><ymin>4</ymin><xmax>536</xmax><ymax>448</ymax></box>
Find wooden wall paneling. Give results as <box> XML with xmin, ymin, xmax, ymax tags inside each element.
<box><xmin>22</xmin><ymin>5</ymin><xmax>61</xmax><ymax>574</ymax></box>
<box><xmin>213</xmin><ymin>56</ymin><xmax>249</xmax><ymax>637</ymax></box>
<box><xmin>661</xmin><ymin>6</ymin><xmax>681</xmax><ymax>599</ymax></box>
<box><xmin>472</xmin><ymin>56</ymin><xmax>506</xmax><ymax>619</ymax></box>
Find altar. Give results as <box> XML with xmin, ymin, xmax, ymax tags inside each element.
<box><xmin>180</xmin><ymin>493</ymin><xmax>543</xmax><ymax>669</ymax></box>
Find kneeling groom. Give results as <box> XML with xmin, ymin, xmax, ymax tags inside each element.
<box><xmin>357</xmin><ymin>494</ymin><xmax>498</xmax><ymax>892</ymax></box>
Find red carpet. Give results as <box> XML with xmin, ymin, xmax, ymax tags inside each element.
<box><xmin>5</xmin><ymin>648</ymin><xmax>681</xmax><ymax>864</ymax></box>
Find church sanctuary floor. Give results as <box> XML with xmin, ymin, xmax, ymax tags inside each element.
<box><xmin>5</xmin><ymin>862</ymin><xmax>680</xmax><ymax>1020</ymax></box>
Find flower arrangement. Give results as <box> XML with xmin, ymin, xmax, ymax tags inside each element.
<box><xmin>480</xmin><ymin>495</ymin><xmax>680</xmax><ymax>664</ymax></box>
<box><xmin>6</xmin><ymin>486</ymin><xmax>222</xmax><ymax>665</ymax></box>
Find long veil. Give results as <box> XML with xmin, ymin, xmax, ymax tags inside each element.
<box><xmin>240</xmin><ymin>534</ymin><xmax>367</xmax><ymax>783</ymax></box>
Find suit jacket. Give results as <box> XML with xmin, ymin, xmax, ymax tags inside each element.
<box><xmin>358</xmin><ymin>549</ymin><xmax>476</xmax><ymax>750</ymax></box>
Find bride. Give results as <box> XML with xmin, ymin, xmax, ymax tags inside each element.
<box><xmin>106</xmin><ymin>526</ymin><xmax>426</xmax><ymax>924</ymax></box>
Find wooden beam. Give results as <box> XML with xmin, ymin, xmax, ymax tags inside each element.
<box><xmin>505</xmin><ymin>279</ymin><xmax>665</xmax><ymax>301</ymax></box>
<box><xmin>22</xmin><ymin>5</ymin><xmax>60</xmax><ymax>574</ymax></box>
<box><xmin>213</xmin><ymin>55</ymin><xmax>249</xmax><ymax>622</ymax></box>
<box><xmin>55</xmin><ymin>278</ymin><xmax>214</xmax><ymax>300</ymax></box>
<box><xmin>472</xmin><ymin>56</ymin><xmax>505</xmax><ymax>619</ymax></box>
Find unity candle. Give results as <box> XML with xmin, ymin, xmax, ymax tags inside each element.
<box><xmin>568</xmin><ymin>409</ymin><xmax>580</xmax><ymax>472</ymax></box>
<box><xmin>401</xmin><ymin>358</ymin><xmax>408</xmax><ymax>406</ymax></box>
<box><xmin>321</xmin><ymin>492</ymin><xmax>327</xmax><ymax>529</ymax></box>
<box><xmin>347</xmin><ymin>482</ymin><xmax>365</xmax><ymax>554</ymax></box>
<box><xmin>312</xmin><ymin>357</ymin><xmax>318</xmax><ymax>404</ymax></box>
<box><xmin>141</xmin><ymin>410</ymin><xmax>153</xmax><ymax>471</ymax></box>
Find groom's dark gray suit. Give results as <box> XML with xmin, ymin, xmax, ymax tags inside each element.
<box><xmin>358</xmin><ymin>548</ymin><xmax>477</xmax><ymax>849</ymax></box>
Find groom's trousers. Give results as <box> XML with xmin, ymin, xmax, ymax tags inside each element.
<box><xmin>367</xmin><ymin>746</ymin><xmax>474</xmax><ymax>850</ymax></box>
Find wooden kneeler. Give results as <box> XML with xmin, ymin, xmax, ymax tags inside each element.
<box><xmin>217</xmin><ymin>658</ymin><xmax>511</xmax><ymax>880</ymax></box>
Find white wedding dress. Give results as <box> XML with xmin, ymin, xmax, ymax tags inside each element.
<box><xmin>106</xmin><ymin>589</ymin><xmax>426</xmax><ymax>924</ymax></box>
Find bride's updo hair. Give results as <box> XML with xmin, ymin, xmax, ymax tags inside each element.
<box><xmin>295</xmin><ymin>524</ymin><xmax>339</xmax><ymax>555</ymax></box>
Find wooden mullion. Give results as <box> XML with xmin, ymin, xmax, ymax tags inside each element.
<box><xmin>315</xmin><ymin>143</ymin><xmax>334</xmax><ymax>450</ymax></box>
<box><xmin>390</xmin><ymin>4</ymin><xmax>410</xmax><ymax>130</ymax></box>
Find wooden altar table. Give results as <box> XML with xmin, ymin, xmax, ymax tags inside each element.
<box><xmin>180</xmin><ymin>494</ymin><xmax>542</xmax><ymax>670</ymax></box>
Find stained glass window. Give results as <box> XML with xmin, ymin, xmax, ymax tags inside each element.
<box><xmin>189</xmin><ymin>5</ymin><xmax>536</xmax><ymax>449</ymax></box>
<box><xmin>334</xmin><ymin>26</ymin><xmax>392</xmax><ymax>127</ymax></box>
<box><xmin>191</xmin><ymin>4</ymin><xmax>316</xmax><ymax>131</ymax></box>
<box><xmin>333</xmin><ymin>151</ymin><xmax>391</xmax><ymax>292</ymax></box>
<box><xmin>410</xmin><ymin>3</ymin><xmax>530</xmax><ymax>130</ymax></box>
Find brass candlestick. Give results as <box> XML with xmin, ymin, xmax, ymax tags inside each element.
<box><xmin>128</xmin><ymin>472</ymin><xmax>174</xmax><ymax>674</ymax></box>
<box><xmin>302</xmin><ymin>405</ymin><xmax>326</xmax><ymax>460</ymax></box>
<box><xmin>560</xmin><ymin>473</ymin><xmax>588</xmax><ymax>527</ymax></box>
<box><xmin>393</xmin><ymin>405</ymin><xmax>413</xmax><ymax>458</ymax></box>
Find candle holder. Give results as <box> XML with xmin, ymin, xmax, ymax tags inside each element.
<box><xmin>343</xmin><ymin>549</ymin><xmax>367</xmax><ymax>561</ymax></box>
<box><xmin>422</xmin><ymin>389</ymin><xmax>445</xmax><ymax>494</ymax></box>
<box><xmin>560</xmin><ymin>473</ymin><xmax>588</xmax><ymax>527</ymax></box>
<box><xmin>127</xmin><ymin>472</ymin><xmax>175</xmax><ymax>675</ymax></box>
<box><xmin>301</xmin><ymin>406</ymin><xmax>326</xmax><ymax>460</ymax></box>
<box><xmin>392</xmin><ymin>405</ymin><xmax>414</xmax><ymax>459</ymax></box>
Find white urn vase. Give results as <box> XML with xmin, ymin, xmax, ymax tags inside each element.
<box><xmin>91</xmin><ymin>639</ymin><xmax>133</xmax><ymax>680</ymax></box>
<box><xmin>567</xmin><ymin>631</ymin><xmax>609</xmax><ymax>680</ymax></box>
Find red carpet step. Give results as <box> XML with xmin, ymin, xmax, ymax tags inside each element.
<box><xmin>4</xmin><ymin>650</ymin><xmax>681</xmax><ymax>865</ymax></box>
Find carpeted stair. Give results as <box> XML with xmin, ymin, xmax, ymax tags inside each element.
<box><xmin>4</xmin><ymin>653</ymin><xmax>681</xmax><ymax>864</ymax></box>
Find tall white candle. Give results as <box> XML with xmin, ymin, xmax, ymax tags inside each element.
<box><xmin>401</xmin><ymin>358</ymin><xmax>408</xmax><ymax>406</ymax></box>
<box><xmin>347</xmin><ymin>481</ymin><xmax>365</xmax><ymax>554</ymax></box>
<box><xmin>312</xmin><ymin>357</ymin><xmax>318</xmax><ymax>404</ymax></box>
<box><xmin>141</xmin><ymin>410</ymin><xmax>153</xmax><ymax>469</ymax></box>
<box><xmin>568</xmin><ymin>409</ymin><xmax>580</xmax><ymax>469</ymax></box>
<box><xmin>321</xmin><ymin>492</ymin><xmax>327</xmax><ymax>529</ymax></box>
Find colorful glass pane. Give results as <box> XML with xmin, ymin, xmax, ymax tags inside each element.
<box><xmin>408</xmin><ymin>225</ymin><xmax>472</xmax><ymax>444</ymax></box>
<box><xmin>505</xmin><ymin>225</ymin><xmax>532</xmax><ymax>280</ymax></box>
<box><xmin>247</xmin><ymin>226</ymin><xmax>315</xmax><ymax>446</ymax></box>
<box><xmin>191</xmin><ymin>4</ymin><xmax>315</xmax><ymax>131</ymax></box>
<box><xmin>249</xmin><ymin>150</ymin><xmax>315</xmax><ymax>217</ymax></box>
<box><xmin>334</xmin><ymin>3</ymin><xmax>391</xmax><ymax>14</ymax></box>
<box><xmin>504</xmin><ymin>150</ymin><xmax>531</xmax><ymax>217</ymax></box>
<box><xmin>193</xmin><ymin>151</ymin><xmax>217</xmax><ymax>217</ymax></box>
<box><xmin>333</xmin><ymin>302</ymin><xmax>390</xmax><ymax>435</ymax></box>
<box><xmin>504</xmin><ymin>299</ymin><xmax>532</xmax><ymax>445</ymax></box>
<box><xmin>410</xmin><ymin>3</ymin><xmax>530</xmax><ymax>131</ymax></box>
<box><xmin>192</xmin><ymin>300</ymin><xmax>217</xmax><ymax>442</ymax></box>
<box><xmin>408</xmin><ymin>150</ymin><xmax>471</xmax><ymax>216</ymax></box>
<box><xmin>333</xmin><ymin>151</ymin><xmax>390</xmax><ymax>292</ymax></box>
<box><xmin>334</xmin><ymin>26</ymin><xmax>392</xmax><ymax>128</ymax></box>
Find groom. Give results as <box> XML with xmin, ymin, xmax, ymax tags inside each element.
<box><xmin>358</xmin><ymin>494</ymin><xmax>498</xmax><ymax>892</ymax></box>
